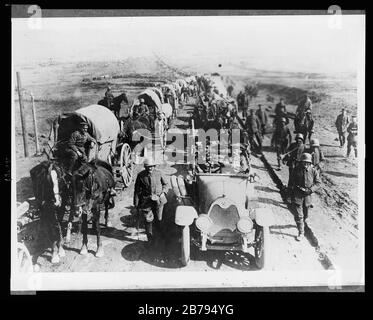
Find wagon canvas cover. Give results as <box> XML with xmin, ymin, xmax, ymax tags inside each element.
<box><xmin>138</xmin><ymin>89</ymin><xmax>162</xmax><ymax>110</ymax></box>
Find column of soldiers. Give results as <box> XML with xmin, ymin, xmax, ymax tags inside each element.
<box><xmin>269</xmin><ymin>96</ymin><xmax>358</xmax><ymax>241</ymax></box>
<box><xmin>271</xmin><ymin>96</ymin><xmax>321</xmax><ymax>241</ymax></box>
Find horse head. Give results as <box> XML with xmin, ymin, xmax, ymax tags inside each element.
<box><xmin>71</xmin><ymin>164</ymin><xmax>96</xmax><ymax>216</ymax></box>
<box><xmin>32</xmin><ymin>160</ymin><xmax>69</xmax><ymax>208</ymax></box>
<box><xmin>119</xmin><ymin>92</ymin><xmax>128</xmax><ymax>104</ymax></box>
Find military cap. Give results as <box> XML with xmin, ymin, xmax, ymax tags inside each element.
<box><xmin>295</xmin><ymin>133</ymin><xmax>304</xmax><ymax>141</ymax></box>
<box><xmin>300</xmin><ymin>153</ymin><xmax>312</xmax><ymax>163</ymax></box>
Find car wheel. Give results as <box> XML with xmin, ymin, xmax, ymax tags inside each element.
<box><xmin>254</xmin><ymin>225</ymin><xmax>271</xmax><ymax>270</ymax></box>
<box><xmin>181</xmin><ymin>225</ymin><xmax>190</xmax><ymax>266</ymax></box>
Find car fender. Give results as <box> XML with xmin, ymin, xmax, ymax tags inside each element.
<box><xmin>254</xmin><ymin>208</ymin><xmax>275</xmax><ymax>227</ymax></box>
<box><xmin>175</xmin><ymin>205</ymin><xmax>198</xmax><ymax>226</ymax></box>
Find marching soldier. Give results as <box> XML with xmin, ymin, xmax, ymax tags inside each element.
<box><xmin>308</xmin><ymin>138</ymin><xmax>325</xmax><ymax>174</ymax></box>
<box><xmin>295</xmin><ymin>109</ymin><xmax>314</xmax><ymax>145</ymax></box>
<box><xmin>255</xmin><ymin>104</ymin><xmax>268</xmax><ymax>136</ymax></box>
<box><xmin>275</xmin><ymin>98</ymin><xmax>287</xmax><ymax>116</ymax></box>
<box><xmin>237</xmin><ymin>91</ymin><xmax>245</xmax><ymax>114</ymax></box>
<box><xmin>335</xmin><ymin>108</ymin><xmax>350</xmax><ymax>148</ymax></box>
<box><xmin>64</xmin><ymin>121</ymin><xmax>96</xmax><ymax>175</ymax></box>
<box><xmin>346</xmin><ymin>115</ymin><xmax>358</xmax><ymax>158</ymax></box>
<box><xmin>134</xmin><ymin>158</ymin><xmax>169</xmax><ymax>252</ymax></box>
<box><xmin>288</xmin><ymin>153</ymin><xmax>321</xmax><ymax>241</ymax></box>
<box><xmin>282</xmin><ymin>133</ymin><xmax>306</xmax><ymax>188</ymax></box>
<box><xmin>242</xmin><ymin>94</ymin><xmax>250</xmax><ymax>119</ymax></box>
<box><xmin>245</xmin><ymin>109</ymin><xmax>263</xmax><ymax>153</ymax></box>
<box><xmin>296</xmin><ymin>94</ymin><xmax>312</xmax><ymax>116</ymax></box>
<box><xmin>273</xmin><ymin>104</ymin><xmax>289</xmax><ymax>126</ymax></box>
<box><xmin>271</xmin><ymin>105</ymin><xmax>290</xmax><ymax>147</ymax></box>
<box><xmin>272</xmin><ymin>117</ymin><xmax>292</xmax><ymax>169</ymax></box>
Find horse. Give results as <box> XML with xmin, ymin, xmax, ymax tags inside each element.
<box><xmin>71</xmin><ymin>160</ymin><xmax>115</xmax><ymax>258</ymax></box>
<box><xmin>98</xmin><ymin>92</ymin><xmax>128</xmax><ymax>119</ymax></box>
<box><xmin>30</xmin><ymin>160</ymin><xmax>72</xmax><ymax>264</ymax></box>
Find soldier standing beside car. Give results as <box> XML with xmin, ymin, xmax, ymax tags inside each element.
<box><xmin>288</xmin><ymin>153</ymin><xmax>321</xmax><ymax>241</ymax></box>
<box><xmin>335</xmin><ymin>108</ymin><xmax>350</xmax><ymax>148</ymax></box>
<box><xmin>134</xmin><ymin>158</ymin><xmax>169</xmax><ymax>254</ymax></box>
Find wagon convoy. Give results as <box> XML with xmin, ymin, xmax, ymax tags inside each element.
<box><xmin>21</xmin><ymin>73</ymin><xmax>278</xmax><ymax>270</ymax></box>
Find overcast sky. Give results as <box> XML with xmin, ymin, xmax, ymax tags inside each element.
<box><xmin>12</xmin><ymin>15</ymin><xmax>365</xmax><ymax>74</ymax></box>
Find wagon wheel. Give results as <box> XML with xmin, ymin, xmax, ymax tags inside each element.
<box><xmin>119</xmin><ymin>143</ymin><xmax>133</xmax><ymax>187</ymax></box>
<box><xmin>17</xmin><ymin>242</ymin><xmax>33</xmax><ymax>273</ymax></box>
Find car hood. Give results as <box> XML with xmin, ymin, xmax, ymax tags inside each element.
<box><xmin>196</xmin><ymin>174</ymin><xmax>249</xmax><ymax>215</ymax></box>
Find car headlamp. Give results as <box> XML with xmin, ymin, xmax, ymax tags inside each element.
<box><xmin>237</xmin><ymin>217</ymin><xmax>254</xmax><ymax>234</ymax></box>
<box><xmin>195</xmin><ymin>214</ymin><xmax>212</xmax><ymax>233</ymax></box>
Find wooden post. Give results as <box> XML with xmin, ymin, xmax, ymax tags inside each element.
<box><xmin>30</xmin><ymin>92</ymin><xmax>41</xmax><ymax>155</ymax></box>
<box><xmin>16</xmin><ymin>71</ymin><xmax>29</xmax><ymax>157</ymax></box>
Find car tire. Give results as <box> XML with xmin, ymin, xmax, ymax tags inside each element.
<box><xmin>181</xmin><ymin>225</ymin><xmax>190</xmax><ymax>267</ymax></box>
<box><xmin>254</xmin><ymin>225</ymin><xmax>271</xmax><ymax>270</ymax></box>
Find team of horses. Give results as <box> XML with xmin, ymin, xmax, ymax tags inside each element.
<box><xmin>30</xmin><ymin>158</ymin><xmax>116</xmax><ymax>262</ymax></box>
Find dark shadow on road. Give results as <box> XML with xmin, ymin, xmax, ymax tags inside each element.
<box><xmin>270</xmin><ymin>224</ymin><xmax>298</xmax><ymax>239</ymax></box>
<box><xmin>324</xmin><ymin>154</ymin><xmax>345</xmax><ymax>158</ymax></box>
<box><xmin>270</xmin><ymin>231</ymin><xmax>297</xmax><ymax>239</ymax></box>
<box><xmin>324</xmin><ymin>171</ymin><xmax>358</xmax><ymax>178</ymax></box>
<box><xmin>255</xmin><ymin>185</ymin><xmax>279</xmax><ymax>194</ymax></box>
<box><xmin>270</xmin><ymin>224</ymin><xmax>297</xmax><ymax>230</ymax></box>
<box><xmin>121</xmin><ymin>238</ymin><xmax>181</xmax><ymax>269</ymax></box>
<box><xmin>223</xmin><ymin>251</ymin><xmax>256</xmax><ymax>271</ymax></box>
<box><xmin>320</xmin><ymin>144</ymin><xmax>340</xmax><ymax>148</ymax></box>
<box><xmin>257</xmin><ymin>197</ymin><xmax>288</xmax><ymax>209</ymax></box>
<box><xmin>261</xmin><ymin>146</ymin><xmax>275</xmax><ymax>153</ymax></box>
<box><xmin>250</xmin><ymin>164</ymin><xmax>267</xmax><ymax>172</ymax></box>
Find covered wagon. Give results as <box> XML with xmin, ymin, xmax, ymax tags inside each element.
<box><xmin>49</xmin><ymin>104</ymin><xmax>132</xmax><ymax>187</ymax></box>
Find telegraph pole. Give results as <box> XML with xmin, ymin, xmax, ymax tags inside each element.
<box><xmin>16</xmin><ymin>71</ymin><xmax>29</xmax><ymax>157</ymax></box>
<box><xmin>30</xmin><ymin>92</ymin><xmax>41</xmax><ymax>155</ymax></box>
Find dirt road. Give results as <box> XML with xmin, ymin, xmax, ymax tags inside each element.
<box><xmin>19</xmin><ymin>99</ymin><xmax>332</xmax><ymax>274</ymax></box>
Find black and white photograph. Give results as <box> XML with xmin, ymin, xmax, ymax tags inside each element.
<box><xmin>11</xmin><ymin>8</ymin><xmax>365</xmax><ymax>291</ymax></box>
